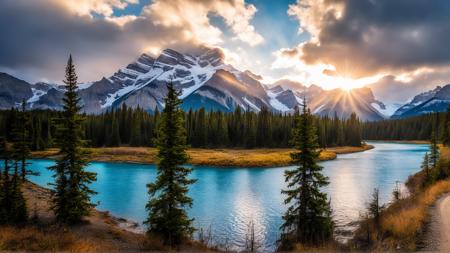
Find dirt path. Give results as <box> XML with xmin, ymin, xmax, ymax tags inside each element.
<box><xmin>421</xmin><ymin>193</ymin><xmax>450</xmax><ymax>251</ymax></box>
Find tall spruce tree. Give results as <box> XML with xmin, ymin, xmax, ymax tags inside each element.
<box><xmin>429</xmin><ymin>130</ymin><xmax>440</xmax><ymax>168</ymax></box>
<box><xmin>49</xmin><ymin>55</ymin><xmax>97</xmax><ymax>224</ymax></box>
<box><xmin>146</xmin><ymin>82</ymin><xmax>197</xmax><ymax>246</ymax></box>
<box><xmin>12</xmin><ymin>100</ymin><xmax>32</xmax><ymax>181</ymax></box>
<box><xmin>0</xmin><ymin>138</ymin><xmax>11</xmax><ymax>224</ymax></box>
<box><xmin>280</xmin><ymin>102</ymin><xmax>333</xmax><ymax>247</ymax></box>
<box><xmin>422</xmin><ymin>152</ymin><xmax>430</xmax><ymax>180</ymax></box>
<box><xmin>0</xmin><ymin>137</ymin><xmax>27</xmax><ymax>224</ymax></box>
<box><xmin>443</xmin><ymin>105</ymin><xmax>450</xmax><ymax>146</ymax></box>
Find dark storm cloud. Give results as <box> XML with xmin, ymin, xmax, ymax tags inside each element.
<box><xmin>293</xmin><ymin>0</ymin><xmax>450</xmax><ymax>78</ymax></box>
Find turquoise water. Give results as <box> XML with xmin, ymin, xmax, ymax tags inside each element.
<box><xmin>28</xmin><ymin>142</ymin><xmax>428</xmax><ymax>250</ymax></box>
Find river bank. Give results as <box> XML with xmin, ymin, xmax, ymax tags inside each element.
<box><xmin>31</xmin><ymin>144</ymin><xmax>373</xmax><ymax>167</ymax></box>
<box><xmin>0</xmin><ymin>182</ymin><xmax>209</xmax><ymax>252</ymax></box>
<box><xmin>351</xmin><ymin>145</ymin><xmax>450</xmax><ymax>251</ymax></box>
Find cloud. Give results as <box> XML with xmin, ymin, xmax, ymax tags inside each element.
<box><xmin>284</xmin><ymin>0</ymin><xmax>450</xmax><ymax>78</ymax></box>
<box><xmin>144</xmin><ymin>0</ymin><xmax>263</xmax><ymax>46</ymax></box>
<box><xmin>368</xmin><ymin>67</ymin><xmax>450</xmax><ymax>104</ymax></box>
<box><xmin>60</xmin><ymin>0</ymin><xmax>139</xmax><ymax>17</ymax></box>
<box><xmin>0</xmin><ymin>0</ymin><xmax>263</xmax><ymax>83</ymax></box>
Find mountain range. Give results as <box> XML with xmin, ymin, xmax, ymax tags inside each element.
<box><xmin>0</xmin><ymin>47</ymin><xmax>449</xmax><ymax>121</ymax></box>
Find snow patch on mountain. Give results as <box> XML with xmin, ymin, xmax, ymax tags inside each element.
<box><xmin>78</xmin><ymin>82</ymin><xmax>94</xmax><ymax>90</ymax></box>
<box><xmin>243</xmin><ymin>97</ymin><xmax>261</xmax><ymax>112</ymax></box>
<box><xmin>267</xmin><ymin>89</ymin><xmax>290</xmax><ymax>112</ymax></box>
<box><xmin>27</xmin><ymin>88</ymin><xmax>46</xmax><ymax>104</ymax></box>
<box><xmin>371</xmin><ymin>102</ymin><xmax>398</xmax><ymax>117</ymax></box>
<box><xmin>102</xmin><ymin>68</ymin><xmax>163</xmax><ymax>108</ymax></box>
<box><xmin>313</xmin><ymin>104</ymin><xmax>326</xmax><ymax>114</ymax></box>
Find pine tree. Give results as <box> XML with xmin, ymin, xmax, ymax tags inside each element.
<box><xmin>368</xmin><ymin>188</ymin><xmax>383</xmax><ymax>230</ymax></box>
<box><xmin>280</xmin><ymin>102</ymin><xmax>333</xmax><ymax>248</ymax></box>
<box><xmin>11</xmin><ymin>100</ymin><xmax>32</xmax><ymax>181</ymax></box>
<box><xmin>146</xmin><ymin>82</ymin><xmax>197</xmax><ymax>246</ymax></box>
<box><xmin>49</xmin><ymin>55</ymin><xmax>97</xmax><ymax>224</ymax></box>
<box><xmin>429</xmin><ymin>130</ymin><xmax>440</xmax><ymax>168</ymax></box>
<box><xmin>109</xmin><ymin>116</ymin><xmax>121</xmax><ymax>146</ymax></box>
<box><xmin>0</xmin><ymin>137</ymin><xmax>27</xmax><ymax>224</ymax></box>
<box><xmin>10</xmin><ymin>162</ymin><xmax>28</xmax><ymax>224</ymax></box>
<box><xmin>0</xmin><ymin>138</ymin><xmax>11</xmax><ymax>224</ymax></box>
<box><xmin>442</xmin><ymin>105</ymin><xmax>450</xmax><ymax>146</ymax></box>
<box><xmin>421</xmin><ymin>152</ymin><xmax>431</xmax><ymax>182</ymax></box>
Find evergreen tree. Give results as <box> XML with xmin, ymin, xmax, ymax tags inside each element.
<box><xmin>0</xmin><ymin>137</ymin><xmax>27</xmax><ymax>224</ymax></box>
<box><xmin>109</xmin><ymin>116</ymin><xmax>121</xmax><ymax>146</ymax></box>
<box><xmin>0</xmin><ymin>138</ymin><xmax>11</xmax><ymax>224</ymax></box>
<box><xmin>280</xmin><ymin>102</ymin><xmax>333</xmax><ymax>247</ymax></box>
<box><xmin>49</xmin><ymin>55</ymin><xmax>97</xmax><ymax>224</ymax></box>
<box><xmin>11</xmin><ymin>100</ymin><xmax>32</xmax><ymax>181</ymax></box>
<box><xmin>429</xmin><ymin>130</ymin><xmax>440</xmax><ymax>168</ymax></box>
<box><xmin>368</xmin><ymin>188</ymin><xmax>383</xmax><ymax>230</ymax></box>
<box><xmin>442</xmin><ymin>105</ymin><xmax>450</xmax><ymax>146</ymax></box>
<box><xmin>10</xmin><ymin>162</ymin><xmax>28</xmax><ymax>224</ymax></box>
<box><xmin>146</xmin><ymin>82</ymin><xmax>197</xmax><ymax>246</ymax></box>
<box><xmin>421</xmin><ymin>152</ymin><xmax>431</xmax><ymax>182</ymax></box>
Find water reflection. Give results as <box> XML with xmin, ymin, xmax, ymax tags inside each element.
<box><xmin>28</xmin><ymin>142</ymin><xmax>428</xmax><ymax>251</ymax></box>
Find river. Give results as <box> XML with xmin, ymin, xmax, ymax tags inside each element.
<box><xmin>27</xmin><ymin>142</ymin><xmax>428</xmax><ymax>250</ymax></box>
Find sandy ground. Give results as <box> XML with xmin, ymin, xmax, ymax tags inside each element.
<box><xmin>421</xmin><ymin>193</ymin><xmax>450</xmax><ymax>252</ymax></box>
<box><xmin>21</xmin><ymin>181</ymin><xmax>148</xmax><ymax>251</ymax></box>
<box><xmin>4</xmin><ymin>182</ymin><xmax>210</xmax><ymax>252</ymax></box>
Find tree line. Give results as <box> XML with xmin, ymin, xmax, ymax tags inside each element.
<box><xmin>0</xmin><ymin>106</ymin><xmax>363</xmax><ymax>150</ymax></box>
<box><xmin>362</xmin><ymin>112</ymin><xmax>445</xmax><ymax>141</ymax></box>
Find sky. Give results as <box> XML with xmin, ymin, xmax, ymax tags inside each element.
<box><xmin>2</xmin><ymin>0</ymin><xmax>450</xmax><ymax>105</ymax></box>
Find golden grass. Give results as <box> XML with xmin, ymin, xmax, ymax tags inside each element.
<box><xmin>382</xmin><ymin>181</ymin><xmax>450</xmax><ymax>238</ymax></box>
<box><xmin>292</xmin><ymin>242</ymin><xmax>340</xmax><ymax>252</ymax></box>
<box><xmin>0</xmin><ymin>226</ymin><xmax>115</xmax><ymax>252</ymax></box>
<box><xmin>32</xmin><ymin>145</ymin><xmax>372</xmax><ymax>167</ymax></box>
<box><xmin>353</xmin><ymin>146</ymin><xmax>450</xmax><ymax>251</ymax></box>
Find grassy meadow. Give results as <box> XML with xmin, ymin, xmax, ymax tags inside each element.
<box><xmin>31</xmin><ymin>145</ymin><xmax>373</xmax><ymax>167</ymax></box>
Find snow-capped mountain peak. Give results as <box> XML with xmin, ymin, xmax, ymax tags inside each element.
<box><xmin>392</xmin><ymin>84</ymin><xmax>450</xmax><ymax>118</ymax></box>
<box><xmin>0</xmin><ymin>47</ymin><xmax>388</xmax><ymax>121</ymax></box>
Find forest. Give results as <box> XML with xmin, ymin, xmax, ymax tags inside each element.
<box><xmin>1</xmin><ymin>105</ymin><xmax>447</xmax><ymax>151</ymax></box>
<box><xmin>0</xmin><ymin>105</ymin><xmax>363</xmax><ymax>150</ymax></box>
<box><xmin>362</xmin><ymin>112</ymin><xmax>445</xmax><ymax>141</ymax></box>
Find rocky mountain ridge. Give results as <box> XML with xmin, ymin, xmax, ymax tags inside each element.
<box><xmin>0</xmin><ymin>47</ymin><xmax>388</xmax><ymax>121</ymax></box>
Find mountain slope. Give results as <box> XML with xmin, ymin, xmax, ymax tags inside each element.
<box><xmin>392</xmin><ymin>84</ymin><xmax>450</xmax><ymax>118</ymax></box>
<box><xmin>0</xmin><ymin>73</ymin><xmax>33</xmax><ymax>108</ymax></box>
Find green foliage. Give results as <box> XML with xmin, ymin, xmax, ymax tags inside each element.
<box><xmin>443</xmin><ymin>105</ymin><xmax>450</xmax><ymax>146</ymax></box>
<box><xmin>363</xmin><ymin>112</ymin><xmax>444</xmax><ymax>141</ymax></box>
<box><xmin>421</xmin><ymin>153</ymin><xmax>432</xmax><ymax>185</ymax></box>
<box><xmin>11</xmin><ymin>101</ymin><xmax>32</xmax><ymax>180</ymax></box>
<box><xmin>49</xmin><ymin>55</ymin><xmax>97</xmax><ymax>224</ymax></box>
<box><xmin>368</xmin><ymin>188</ymin><xmax>384</xmax><ymax>230</ymax></box>
<box><xmin>146</xmin><ymin>82</ymin><xmax>197</xmax><ymax>246</ymax></box>
<box><xmin>280</xmin><ymin>103</ymin><xmax>333</xmax><ymax>248</ymax></box>
<box><xmin>429</xmin><ymin>130</ymin><xmax>440</xmax><ymax>168</ymax></box>
<box><xmin>0</xmin><ymin>138</ymin><xmax>27</xmax><ymax>225</ymax></box>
